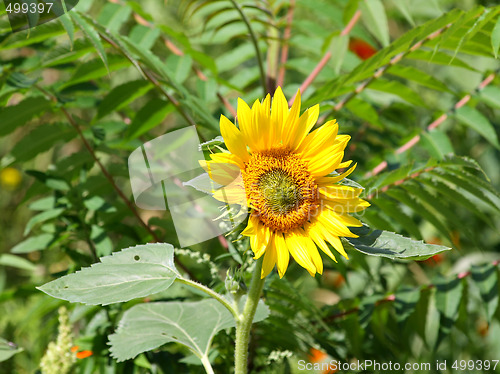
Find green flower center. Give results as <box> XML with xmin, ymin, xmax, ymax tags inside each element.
<box><xmin>258</xmin><ymin>169</ymin><xmax>303</xmax><ymax>215</ymax></box>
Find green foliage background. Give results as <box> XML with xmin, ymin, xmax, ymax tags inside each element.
<box><xmin>1</xmin><ymin>0</ymin><xmax>500</xmax><ymax>373</ymax></box>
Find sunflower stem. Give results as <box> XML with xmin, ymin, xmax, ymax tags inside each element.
<box><xmin>234</xmin><ymin>258</ymin><xmax>265</xmax><ymax>374</ymax></box>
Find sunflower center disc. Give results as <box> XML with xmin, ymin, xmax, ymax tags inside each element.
<box><xmin>259</xmin><ymin>169</ymin><xmax>303</xmax><ymax>215</ymax></box>
<box><xmin>242</xmin><ymin>148</ymin><xmax>319</xmax><ymax>232</ymax></box>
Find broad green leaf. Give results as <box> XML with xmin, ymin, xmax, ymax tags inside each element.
<box><xmin>0</xmin><ymin>254</ymin><xmax>36</xmax><ymax>271</ymax></box>
<box><xmin>97</xmin><ymin>80</ymin><xmax>153</xmax><ymax>119</ymax></box>
<box><xmin>394</xmin><ymin>286</ymin><xmax>421</xmax><ymax>323</ymax></box>
<box><xmin>71</xmin><ymin>12</ymin><xmax>108</xmax><ymax>70</ymax></box>
<box><xmin>109</xmin><ymin>298</ymin><xmax>269</xmax><ymax>362</ymax></box>
<box><xmin>471</xmin><ymin>263</ymin><xmax>499</xmax><ymax>323</ymax></box>
<box><xmin>63</xmin><ymin>56</ymin><xmax>130</xmax><ymax>87</ymax></box>
<box><xmin>126</xmin><ymin>99</ymin><xmax>173</xmax><ymax>139</ymax></box>
<box><xmin>10</xmin><ymin>233</ymin><xmax>55</xmax><ymax>254</ymax></box>
<box><xmin>0</xmin><ymin>97</ymin><xmax>52</xmax><ymax>137</ymax></box>
<box><xmin>38</xmin><ymin>243</ymin><xmax>180</xmax><ymax>305</ymax></box>
<box><xmin>455</xmin><ymin>106</ymin><xmax>500</xmax><ymax>149</ymax></box>
<box><xmin>0</xmin><ymin>338</ymin><xmax>22</xmax><ymax>362</ymax></box>
<box><xmin>435</xmin><ymin>276</ymin><xmax>463</xmax><ymax>341</ymax></box>
<box><xmin>420</xmin><ymin>130</ymin><xmax>454</xmax><ymax>159</ymax></box>
<box><xmin>346</xmin><ymin>226</ymin><xmax>451</xmax><ymax>260</ymax></box>
<box><xmin>492</xmin><ymin>14</ymin><xmax>500</xmax><ymax>57</ymax></box>
<box><xmin>5</xmin><ymin>123</ymin><xmax>75</xmax><ymax>164</ymax></box>
<box><xmin>360</xmin><ymin>0</ymin><xmax>390</xmax><ymax>47</ymax></box>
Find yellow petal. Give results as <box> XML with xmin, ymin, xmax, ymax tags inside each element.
<box><xmin>237</xmin><ymin>97</ymin><xmax>261</xmax><ymax>151</ymax></box>
<box><xmin>220</xmin><ymin>115</ymin><xmax>249</xmax><ymax>163</ymax></box>
<box><xmin>316</xmin><ymin>164</ymin><xmax>357</xmax><ymax>186</ymax></box>
<box><xmin>241</xmin><ymin>215</ymin><xmax>259</xmax><ymax>236</ymax></box>
<box><xmin>285</xmin><ymin>229</ymin><xmax>316</xmax><ymax>276</ymax></box>
<box><xmin>270</xmin><ymin>87</ymin><xmax>289</xmax><ymax>145</ymax></box>
<box><xmin>250</xmin><ymin>220</ymin><xmax>272</xmax><ymax>259</ymax></box>
<box><xmin>316</xmin><ymin>209</ymin><xmax>355</xmax><ymax>237</ymax></box>
<box><xmin>261</xmin><ymin>235</ymin><xmax>277</xmax><ymax>278</ymax></box>
<box><xmin>274</xmin><ymin>232</ymin><xmax>289</xmax><ymax>278</ymax></box>
<box><xmin>304</xmin><ymin>221</ymin><xmax>337</xmax><ymax>263</ymax></box>
<box><xmin>289</xmin><ymin>104</ymin><xmax>319</xmax><ymax>150</ymax></box>
<box><xmin>282</xmin><ymin>89</ymin><xmax>301</xmax><ymax>147</ymax></box>
<box><xmin>322</xmin><ymin>197</ymin><xmax>371</xmax><ymax>213</ymax></box>
<box><xmin>307</xmin><ymin>149</ymin><xmax>344</xmax><ymax>177</ymax></box>
<box><xmin>315</xmin><ymin>221</ymin><xmax>349</xmax><ymax>259</ymax></box>
<box><xmin>297</xmin><ymin>120</ymin><xmax>338</xmax><ymax>157</ymax></box>
<box><xmin>319</xmin><ymin>185</ymin><xmax>363</xmax><ymax>199</ymax></box>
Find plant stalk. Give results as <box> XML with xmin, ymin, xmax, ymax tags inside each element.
<box><xmin>234</xmin><ymin>258</ymin><xmax>265</xmax><ymax>374</ymax></box>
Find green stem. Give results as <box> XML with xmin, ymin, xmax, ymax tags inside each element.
<box><xmin>176</xmin><ymin>278</ymin><xmax>239</xmax><ymax>320</ymax></box>
<box><xmin>234</xmin><ymin>258</ymin><xmax>265</xmax><ymax>374</ymax></box>
<box><xmin>200</xmin><ymin>355</ymin><xmax>215</xmax><ymax>374</ymax></box>
<box><xmin>229</xmin><ymin>0</ymin><xmax>267</xmax><ymax>96</ymax></box>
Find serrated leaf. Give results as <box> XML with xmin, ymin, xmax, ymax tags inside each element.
<box><xmin>58</xmin><ymin>13</ymin><xmax>74</xmax><ymax>47</ymax></box>
<box><xmin>346</xmin><ymin>226</ymin><xmax>450</xmax><ymax>260</ymax></box>
<box><xmin>471</xmin><ymin>263</ymin><xmax>499</xmax><ymax>323</ymax></box>
<box><xmin>0</xmin><ymin>337</ymin><xmax>22</xmax><ymax>362</ymax></box>
<box><xmin>109</xmin><ymin>298</ymin><xmax>269</xmax><ymax>362</ymax></box>
<box><xmin>386</xmin><ymin>65</ymin><xmax>452</xmax><ymax>93</ymax></box>
<box><xmin>455</xmin><ymin>106</ymin><xmax>500</xmax><ymax>149</ymax></box>
<box><xmin>71</xmin><ymin>12</ymin><xmax>108</xmax><ymax>70</ymax></box>
<box><xmin>37</xmin><ymin>243</ymin><xmax>180</xmax><ymax>305</ymax></box>
<box><xmin>97</xmin><ymin>80</ymin><xmax>153</xmax><ymax>119</ymax></box>
<box><xmin>0</xmin><ymin>97</ymin><xmax>52</xmax><ymax>137</ymax></box>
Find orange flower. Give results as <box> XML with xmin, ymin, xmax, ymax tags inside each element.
<box><xmin>349</xmin><ymin>38</ymin><xmax>377</xmax><ymax>60</ymax></box>
<box><xmin>71</xmin><ymin>346</ymin><xmax>93</xmax><ymax>359</ymax></box>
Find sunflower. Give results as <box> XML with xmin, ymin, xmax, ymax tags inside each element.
<box><xmin>203</xmin><ymin>87</ymin><xmax>369</xmax><ymax>278</ymax></box>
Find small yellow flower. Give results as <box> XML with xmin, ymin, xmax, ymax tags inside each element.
<box><xmin>204</xmin><ymin>88</ymin><xmax>369</xmax><ymax>278</ymax></box>
<box><xmin>0</xmin><ymin>167</ymin><xmax>22</xmax><ymax>190</ymax></box>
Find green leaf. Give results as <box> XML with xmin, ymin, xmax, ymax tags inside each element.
<box><xmin>360</xmin><ymin>0</ymin><xmax>390</xmax><ymax>47</ymax></box>
<box><xmin>394</xmin><ymin>286</ymin><xmax>421</xmax><ymax>324</ymax></box>
<box><xmin>344</xmin><ymin>98</ymin><xmax>384</xmax><ymax>129</ymax></box>
<box><xmin>71</xmin><ymin>12</ymin><xmax>108</xmax><ymax>70</ymax></box>
<box><xmin>420</xmin><ymin>130</ymin><xmax>454</xmax><ymax>159</ymax></box>
<box><xmin>0</xmin><ymin>337</ymin><xmax>22</xmax><ymax>362</ymax></box>
<box><xmin>346</xmin><ymin>226</ymin><xmax>451</xmax><ymax>260</ymax></box>
<box><xmin>129</xmin><ymin>25</ymin><xmax>161</xmax><ymax>50</ymax></box>
<box><xmin>24</xmin><ymin>208</ymin><xmax>65</xmax><ymax>235</ymax></box>
<box><xmin>37</xmin><ymin>243</ymin><xmax>180</xmax><ymax>305</ymax></box>
<box><xmin>479</xmin><ymin>86</ymin><xmax>500</xmax><ymax>109</ymax></box>
<box><xmin>11</xmin><ymin>233</ymin><xmax>55</xmax><ymax>254</ymax></box>
<box><xmin>435</xmin><ymin>276</ymin><xmax>463</xmax><ymax>341</ymax></box>
<box><xmin>492</xmin><ymin>14</ymin><xmax>500</xmax><ymax>58</ymax></box>
<box><xmin>372</xmin><ymin>196</ymin><xmax>422</xmax><ymax>239</ymax></box>
<box><xmin>0</xmin><ymin>97</ymin><xmax>52</xmax><ymax>137</ymax></box>
<box><xmin>368</xmin><ymin>78</ymin><xmax>426</xmax><ymax>106</ymax></box>
<box><xmin>389</xmin><ymin>0</ymin><xmax>414</xmax><ymax>26</ymax></box>
<box><xmin>108</xmin><ymin>298</ymin><xmax>269</xmax><ymax>362</ymax></box>
<box><xmin>0</xmin><ymin>254</ymin><xmax>36</xmax><ymax>271</ymax></box>
<box><xmin>455</xmin><ymin>106</ymin><xmax>500</xmax><ymax>149</ymax></box>
<box><xmin>63</xmin><ymin>55</ymin><xmax>130</xmax><ymax>88</ymax></box>
<box><xmin>5</xmin><ymin>123</ymin><xmax>75</xmax><ymax>164</ymax></box>
<box><xmin>406</xmin><ymin>50</ymin><xmax>476</xmax><ymax>70</ymax></box>
<box><xmin>58</xmin><ymin>14</ymin><xmax>75</xmax><ymax>47</ymax></box>
<box><xmin>329</xmin><ymin>34</ymin><xmax>349</xmax><ymax>74</ymax></box>
<box><xmin>471</xmin><ymin>263</ymin><xmax>499</xmax><ymax>323</ymax></box>
<box><xmin>425</xmin><ymin>288</ymin><xmax>440</xmax><ymax>349</ymax></box>
<box><xmin>126</xmin><ymin>99</ymin><xmax>173</xmax><ymax>139</ymax></box>
<box><xmin>97</xmin><ymin>80</ymin><xmax>153</xmax><ymax>119</ymax></box>
<box><xmin>97</xmin><ymin>2</ymin><xmax>132</xmax><ymax>33</ymax></box>
<box><xmin>166</xmin><ymin>54</ymin><xmax>193</xmax><ymax>84</ymax></box>
<box><xmin>386</xmin><ymin>65</ymin><xmax>451</xmax><ymax>93</ymax></box>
